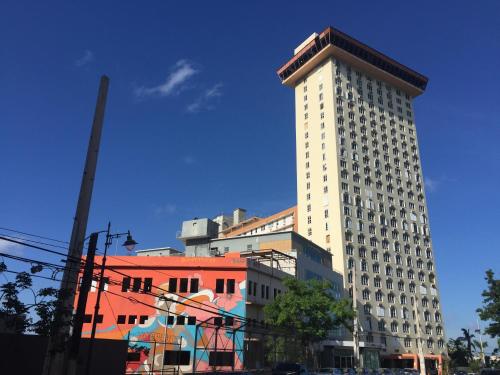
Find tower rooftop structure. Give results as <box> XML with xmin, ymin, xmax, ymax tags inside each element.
<box><xmin>277</xmin><ymin>26</ymin><xmax>428</xmax><ymax>96</ymax></box>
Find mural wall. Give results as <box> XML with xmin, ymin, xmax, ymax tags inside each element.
<box><xmin>78</xmin><ymin>256</ymin><xmax>249</xmax><ymax>374</ymax></box>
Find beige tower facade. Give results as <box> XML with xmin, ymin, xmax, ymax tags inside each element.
<box><xmin>278</xmin><ymin>27</ymin><xmax>445</xmax><ymax>369</ymax></box>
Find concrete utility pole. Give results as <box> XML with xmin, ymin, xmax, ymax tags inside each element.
<box><xmin>42</xmin><ymin>76</ymin><xmax>110</xmax><ymax>375</ymax></box>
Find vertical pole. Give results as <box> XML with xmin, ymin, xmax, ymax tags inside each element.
<box><xmin>231</xmin><ymin>329</ymin><xmax>236</xmax><ymax>371</ymax></box>
<box><xmin>352</xmin><ymin>262</ymin><xmax>360</xmax><ymax>369</ymax></box>
<box><xmin>85</xmin><ymin>222</ymin><xmax>111</xmax><ymax>375</ymax></box>
<box><xmin>476</xmin><ymin>317</ymin><xmax>486</xmax><ymax>366</ymax></box>
<box><xmin>68</xmin><ymin>233</ymin><xmax>98</xmax><ymax>359</ymax></box>
<box><xmin>192</xmin><ymin>323</ymin><xmax>199</xmax><ymax>374</ymax></box>
<box><xmin>162</xmin><ymin>307</ymin><xmax>170</xmax><ymax>375</ymax></box>
<box><xmin>151</xmin><ymin>339</ymin><xmax>157</xmax><ymax>375</ymax></box>
<box><xmin>214</xmin><ymin>327</ymin><xmax>219</xmax><ymax>371</ymax></box>
<box><xmin>413</xmin><ymin>297</ymin><xmax>426</xmax><ymax>375</ymax></box>
<box><xmin>177</xmin><ymin>336</ymin><xmax>183</xmax><ymax>375</ymax></box>
<box><xmin>42</xmin><ymin>75</ymin><xmax>110</xmax><ymax>375</ymax></box>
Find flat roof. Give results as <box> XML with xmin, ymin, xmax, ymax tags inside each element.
<box><xmin>277</xmin><ymin>26</ymin><xmax>428</xmax><ymax>95</ymax></box>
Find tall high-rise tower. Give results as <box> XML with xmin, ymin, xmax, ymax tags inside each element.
<box><xmin>278</xmin><ymin>27</ymin><xmax>445</xmax><ymax>369</ymax></box>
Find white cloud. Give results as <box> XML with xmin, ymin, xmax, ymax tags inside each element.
<box><xmin>135</xmin><ymin>60</ymin><xmax>199</xmax><ymax>97</ymax></box>
<box><xmin>75</xmin><ymin>50</ymin><xmax>94</xmax><ymax>67</ymax></box>
<box><xmin>187</xmin><ymin>83</ymin><xmax>223</xmax><ymax>113</ymax></box>
<box><xmin>0</xmin><ymin>239</ymin><xmax>24</xmax><ymax>256</ymax></box>
<box><xmin>154</xmin><ymin>204</ymin><xmax>177</xmax><ymax>216</ymax></box>
<box><xmin>424</xmin><ymin>177</ymin><xmax>440</xmax><ymax>192</ymax></box>
<box><xmin>424</xmin><ymin>175</ymin><xmax>457</xmax><ymax>193</ymax></box>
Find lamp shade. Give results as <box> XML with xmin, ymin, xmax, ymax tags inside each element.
<box><xmin>122</xmin><ymin>231</ymin><xmax>138</xmax><ymax>252</ymax></box>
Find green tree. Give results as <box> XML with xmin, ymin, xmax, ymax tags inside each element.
<box><xmin>264</xmin><ymin>277</ymin><xmax>355</xmax><ymax>366</ymax></box>
<box><xmin>477</xmin><ymin>269</ymin><xmax>500</xmax><ymax>339</ymax></box>
<box><xmin>0</xmin><ymin>261</ymin><xmax>59</xmax><ymax>336</ymax></box>
<box><xmin>459</xmin><ymin>328</ymin><xmax>476</xmax><ymax>361</ymax></box>
<box><xmin>447</xmin><ymin>337</ymin><xmax>469</xmax><ymax>368</ymax></box>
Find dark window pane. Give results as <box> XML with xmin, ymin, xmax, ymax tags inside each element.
<box><xmin>127</xmin><ymin>352</ymin><xmax>141</xmax><ymax>362</ymax></box>
<box><xmin>266</xmin><ymin>286</ymin><xmax>269</xmax><ymax>299</ymax></box>
<box><xmin>117</xmin><ymin>315</ymin><xmax>126</xmax><ymax>324</ymax></box>
<box><xmin>164</xmin><ymin>351</ymin><xmax>190</xmax><ymax>365</ymax></box>
<box><xmin>143</xmin><ymin>278</ymin><xmax>153</xmax><ymax>293</ymax></box>
<box><xmin>96</xmin><ymin>315</ymin><xmax>103</xmax><ymax>323</ymax></box>
<box><xmin>209</xmin><ymin>352</ymin><xmax>234</xmax><ymax>366</ymax></box>
<box><xmin>187</xmin><ymin>316</ymin><xmax>196</xmax><ymax>326</ymax></box>
<box><xmin>132</xmin><ymin>278</ymin><xmax>142</xmax><ymax>292</ymax></box>
<box><xmin>214</xmin><ymin>317</ymin><xmax>223</xmax><ymax>326</ymax></box>
<box><xmin>168</xmin><ymin>278</ymin><xmax>177</xmax><ymax>293</ymax></box>
<box><xmin>261</xmin><ymin>285</ymin><xmax>265</xmax><ymax>298</ymax></box>
<box><xmin>128</xmin><ymin>315</ymin><xmax>137</xmax><ymax>324</ymax></box>
<box><xmin>83</xmin><ymin>314</ymin><xmax>92</xmax><ymax>323</ymax></box>
<box><xmin>179</xmin><ymin>278</ymin><xmax>188</xmax><ymax>293</ymax></box>
<box><xmin>139</xmin><ymin>315</ymin><xmax>148</xmax><ymax>324</ymax></box>
<box><xmin>225</xmin><ymin>316</ymin><xmax>234</xmax><ymax>326</ymax></box>
<box><xmin>122</xmin><ymin>277</ymin><xmax>131</xmax><ymax>292</ymax></box>
<box><xmin>190</xmin><ymin>278</ymin><xmax>199</xmax><ymax>293</ymax></box>
<box><xmin>167</xmin><ymin>316</ymin><xmax>174</xmax><ymax>325</ymax></box>
<box><xmin>177</xmin><ymin>316</ymin><xmax>185</xmax><ymax>325</ymax></box>
<box><xmin>215</xmin><ymin>279</ymin><xmax>224</xmax><ymax>293</ymax></box>
<box><xmin>253</xmin><ymin>282</ymin><xmax>257</xmax><ymax>296</ymax></box>
<box><xmin>100</xmin><ymin>277</ymin><xmax>109</xmax><ymax>291</ymax></box>
<box><xmin>248</xmin><ymin>281</ymin><xmax>252</xmax><ymax>296</ymax></box>
<box><xmin>227</xmin><ymin>279</ymin><xmax>235</xmax><ymax>294</ymax></box>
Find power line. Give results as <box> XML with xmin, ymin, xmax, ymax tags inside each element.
<box><xmin>0</xmin><ymin>233</ymin><xmax>69</xmax><ymax>250</ymax></box>
<box><xmin>0</xmin><ymin>236</ymin><xmax>258</xmax><ymax>325</ymax></box>
<box><xmin>0</xmin><ymin>235</ymin><xmax>299</xmax><ymax>334</ymax></box>
<box><xmin>0</xmin><ymin>226</ymin><xmax>68</xmax><ymax>244</ymax></box>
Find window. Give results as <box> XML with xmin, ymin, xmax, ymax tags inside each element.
<box><xmin>168</xmin><ymin>278</ymin><xmax>177</xmax><ymax>293</ymax></box>
<box><xmin>364</xmin><ymin>304</ymin><xmax>372</xmax><ymax>314</ymax></box>
<box><xmin>215</xmin><ymin>279</ymin><xmax>224</xmax><ymax>293</ymax></box>
<box><xmin>247</xmin><ymin>281</ymin><xmax>252</xmax><ymax>296</ymax></box>
<box><xmin>391</xmin><ymin>321</ymin><xmax>398</xmax><ymax>333</ymax></box>
<box><xmin>117</xmin><ymin>315</ymin><xmax>126</xmax><ymax>324</ymax></box>
<box><xmin>122</xmin><ymin>277</ymin><xmax>131</xmax><ymax>292</ymax></box>
<box><xmin>83</xmin><ymin>314</ymin><xmax>92</xmax><ymax>323</ymax></box>
<box><xmin>404</xmin><ymin>337</ymin><xmax>412</xmax><ymax>348</ymax></box>
<box><xmin>128</xmin><ymin>315</ymin><xmax>137</xmax><ymax>324</ymax></box>
<box><xmin>362</xmin><ymin>289</ymin><xmax>370</xmax><ymax>300</ymax></box>
<box><xmin>227</xmin><ymin>279</ymin><xmax>235</xmax><ymax>294</ymax></box>
<box><xmin>188</xmin><ymin>316</ymin><xmax>196</xmax><ymax>325</ymax></box>
<box><xmin>164</xmin><ymin>351</ymin><xmax>191</xmax><ymax>366</ymax></box>
<box><xmin>132</xmin><ymin>278</ymin><xmax>142</xmax><ymax>292</ymax></box>
<box><xmin>179</xmin><ymin>278</ymin><xmax>189</xmax><ymax>293</ymax></box>
<box><xmin>177</xmin><ymin>316</ymin><xmax>186</xmax><ymax>325</ymax></box>
<box><xmin>209</xmin><ymin>352</ymin><xmax>234</xmax><ymax>367</ymax></box>
<box><xmin>190</xmin><ymin>278</ymin><xmax>199</xmax><ymax>293</ymax></box>
<box><xmin>139</xmin><ymin>315</ymin><xmax>148</xmax><ymax>324</ymax></box>
<box><xmin>143</xmin><ymin>278</ymin><xmax>153</xmax><ymax>293</ymax></box>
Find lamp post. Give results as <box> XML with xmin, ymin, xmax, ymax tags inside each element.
<box><xmin>161</xmin><ymin>297</ymin><xmax>173</xmax><ymax>375</ymax></box>
<box><xmin>85</xmin><ymin>222</ymin><xmax>138</xmax><ymax>375</ymax></box>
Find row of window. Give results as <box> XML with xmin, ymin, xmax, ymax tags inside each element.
<box><xmin>128</xmin><ymin>350</ymin><xmax>234</xmax><ymax>367</ymax></box>
<box><xmin>247</xmin><ymin>280</ymin><xmax>282</xmax><ymax>300</ymax></box>
<box><xmin>346</xmin><ymin>244</ymin><xmax>433</xmax><ymax>259</ymax></box>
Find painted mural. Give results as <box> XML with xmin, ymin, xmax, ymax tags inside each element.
<box><xmin>78</xmin><ymin>256</ymin><xmax>249</xmax><ymax>374</ymax></box>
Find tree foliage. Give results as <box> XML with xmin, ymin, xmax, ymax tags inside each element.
<box><xmin>458</xmin><ymin>328</ymin><xmax>476</xmax><ymax>361</ymax></box>
<box><xmin>264</xmin><ymin>277</ymin><xmax>355</xmax><ymax>365</ymax></box>
<box><xmin>0</xmin><ymin>264</ymin><xmax>59</xmax><ymax>336</ymax></box>
<box><xmin>447</xmin><ymin>337</ymin><xmax>469</xmax><ymax>367</ymax></box>
<box><xmin>477</xmin><ymin>269</ymin><xmax>500</xmax><ymax>339</ymax></box>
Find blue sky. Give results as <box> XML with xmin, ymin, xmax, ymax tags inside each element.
<box><xmin>1</xmin><ymin>1</ymin><xmax>499</xmax><ymax>348</ymax></box>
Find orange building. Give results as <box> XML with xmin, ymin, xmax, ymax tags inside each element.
<box><xmin>76</xmin><ymin>252</ymin><xmax>289</xmax><ymax>373</ymax></box>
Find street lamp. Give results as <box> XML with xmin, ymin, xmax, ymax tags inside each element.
<box><xmin>85</xmin><ymin>222</ymin><xmax>138</xmax><ymax>375</ymax></box>
<box><xmin>161</xmin><ymin>296</ymin><xmax>173</xmax><ymax>375</ymax></box>
<box><xmin>122</xmin><ymin>231</ymin><xmax>138</xmax><ymax>252</ymax></box>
